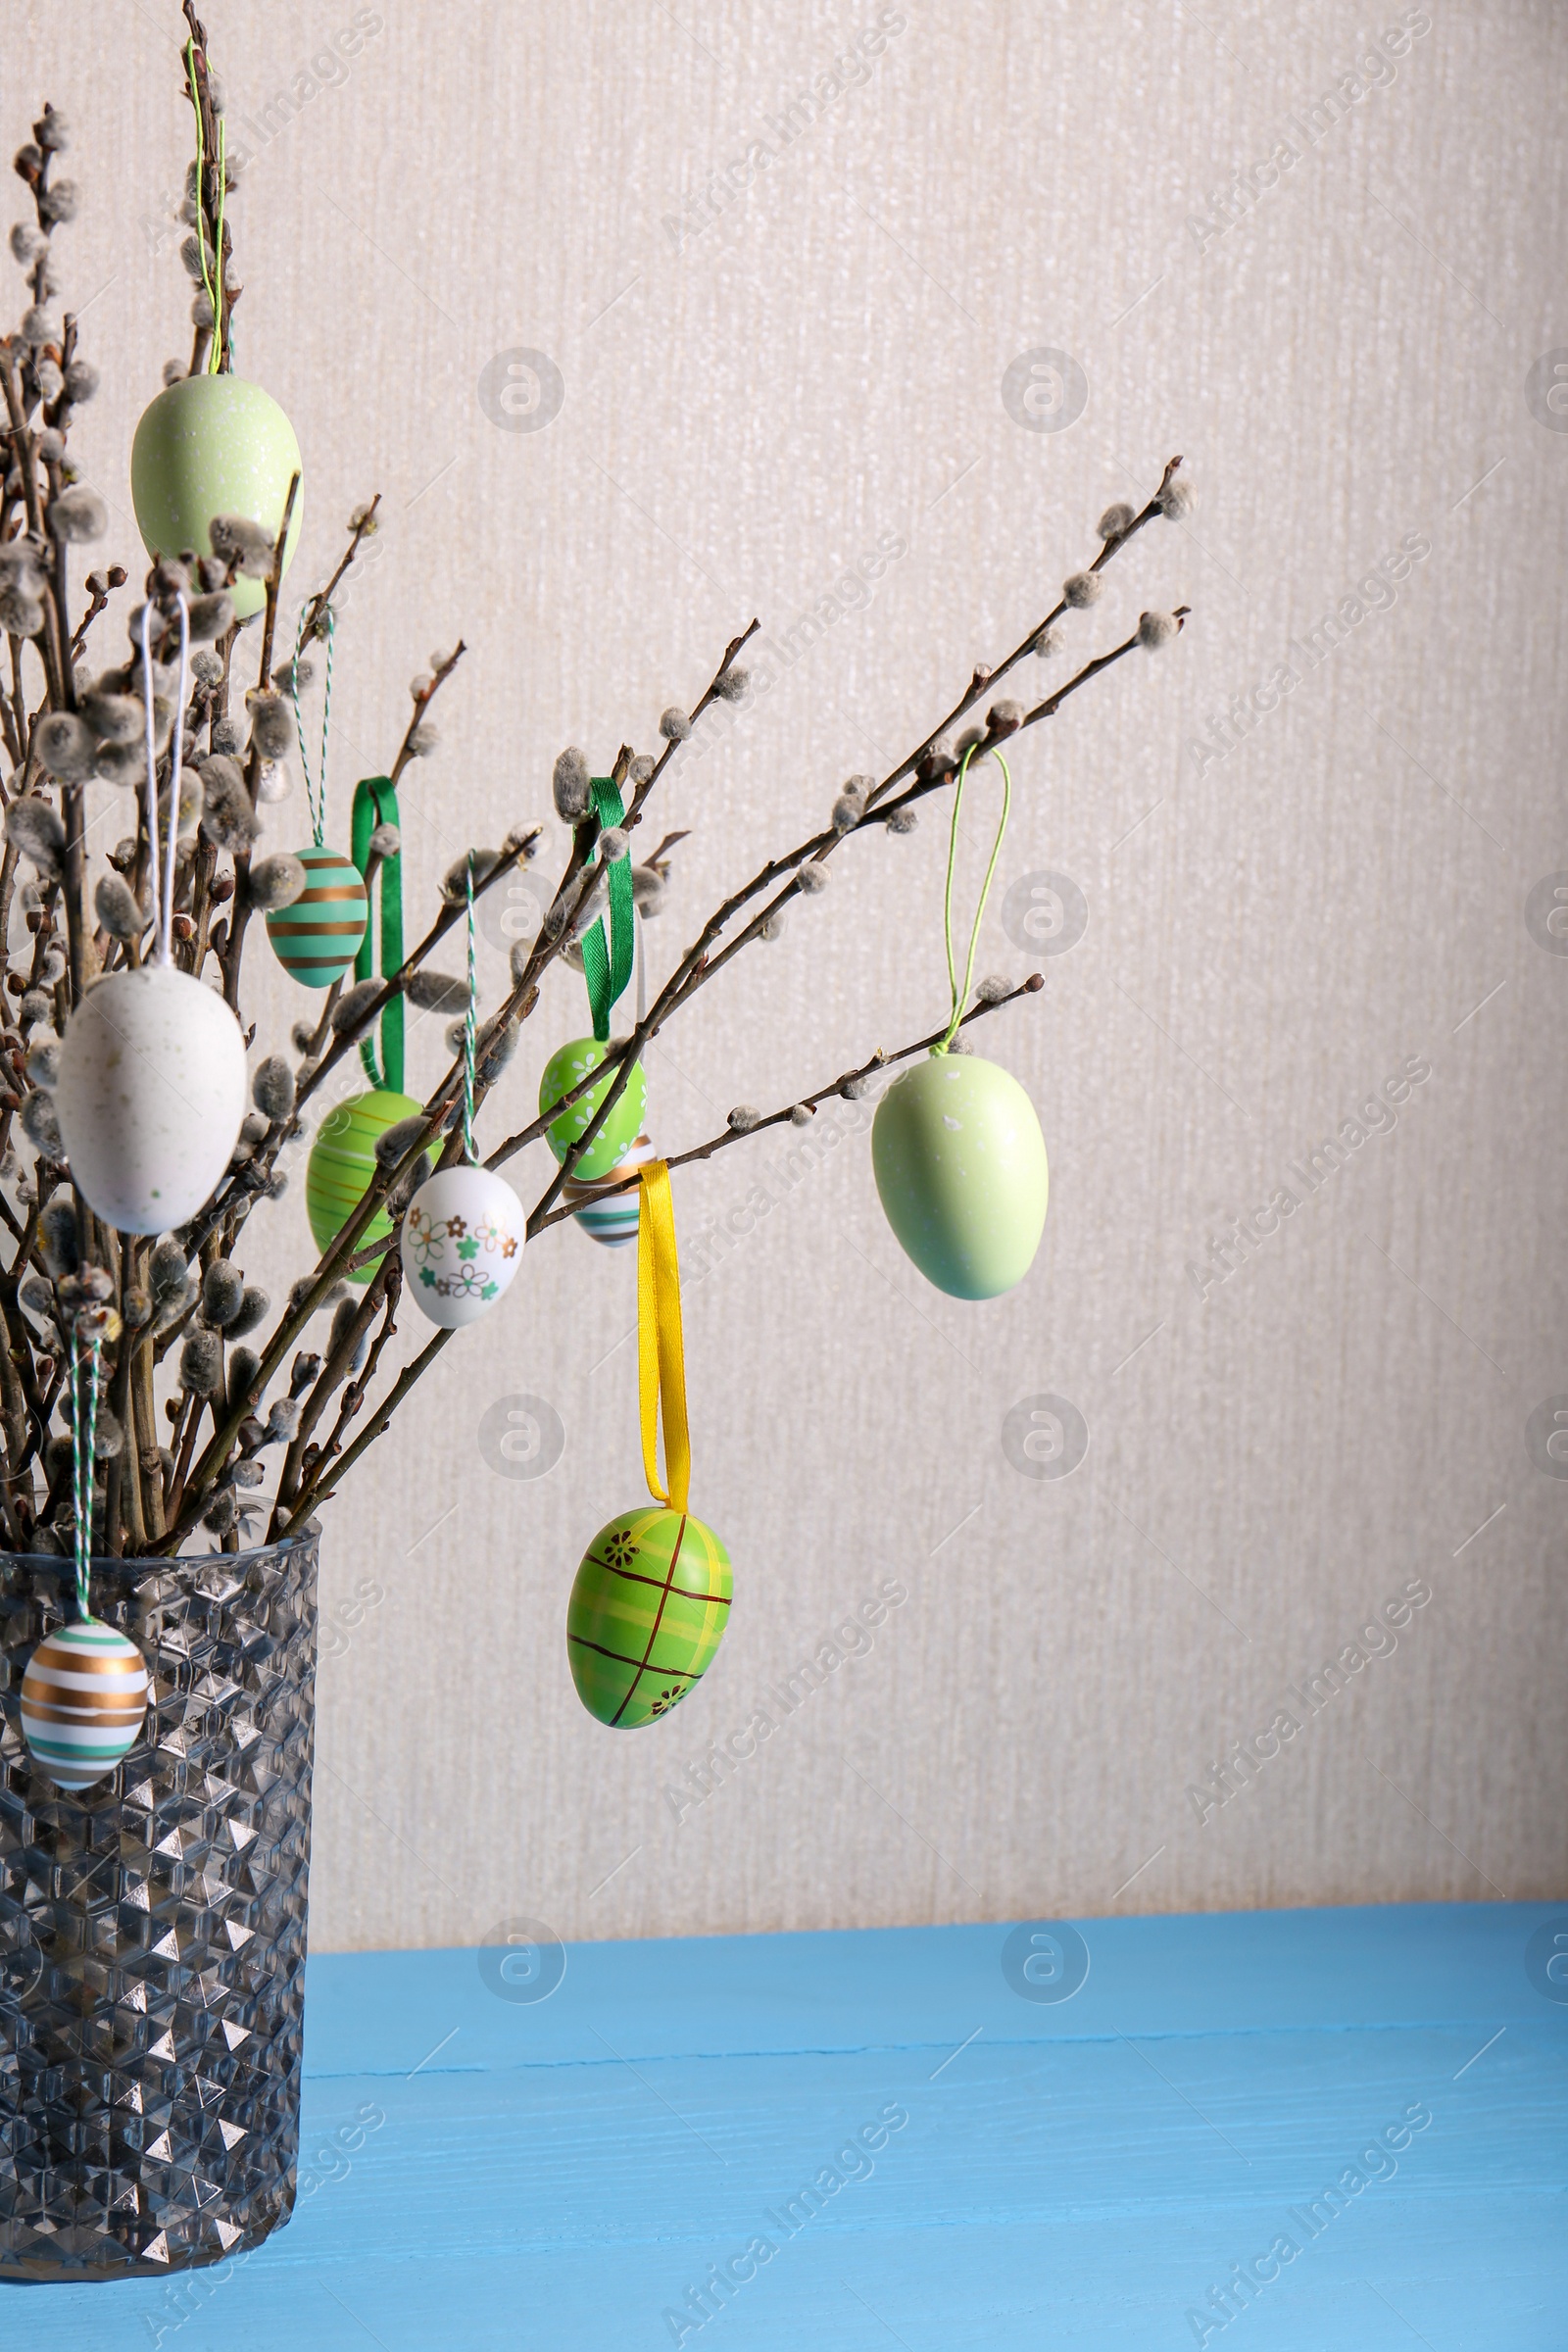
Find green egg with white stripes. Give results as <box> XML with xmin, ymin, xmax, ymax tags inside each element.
<box><xmin>266</xmin><ymin>844</ymin><xmax>368</xmax><ymax>987</ymax></box>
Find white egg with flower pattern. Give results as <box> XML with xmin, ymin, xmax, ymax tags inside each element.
<box><xmin>54</xmin><ymin>964</ymin><xmax>248</xmax><ymax>1236</ymax></box>
<box><xmin>400</xmin><ymin>1164</ymin><xmax>525</xmax><ymax>1328</ymax></box>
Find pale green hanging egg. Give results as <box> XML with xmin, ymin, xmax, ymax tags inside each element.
<box><xmin>130</xmin><ymin>374</ymin><xmax>303</xmax><ymax>620</ymax></box>
<box><xmin>871</xmin><ymin>1052</ymin><xmax>1049</xmax><ymax>1299</ymax></box>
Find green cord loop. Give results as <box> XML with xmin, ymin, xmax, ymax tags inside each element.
<box><xmin>182</xmin><ymin>40</ymin><xmax>229</xmax><ymax>373</ymax></box>
<box><xmin>937</xmin><ymin>743</ymin><xmax>1012</xmax><ymax>1054</ymax></box>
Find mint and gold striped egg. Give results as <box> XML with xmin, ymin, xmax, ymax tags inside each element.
<box><xmin>539</xmin><ymin>1038</ymin><xmax>648</xmax><ymax>1182</ymax></box>
<box><xmin>566</xmin><ymin>1506</ymin><xmax>732</xmax><ymax>1728</ymax></box>
<box><xmin>306</xmin><ymin>1089</ymin><xmax>421</xmax><ymax>1285</ymax></box>
<box><xmin>21</xmin><ymin>1619</ymin><xmax>150</xmax><ymax>1792</ymax></box>
<box><xmin>564</xmin><ymin>1132</ymin><xmax>655</xmax><ymax>1248</ymax></box>
<box><xmin>265</xmin><ymin>845</ymin><xmax>368</xmax><ymax>988</ymax></box>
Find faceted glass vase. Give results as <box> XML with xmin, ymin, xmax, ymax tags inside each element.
<box><xmin>0</xmin><ymin>1532</ymin><xmax>318</xmax><ymax>2280</ymax></box>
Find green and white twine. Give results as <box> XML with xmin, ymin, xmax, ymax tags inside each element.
<box><xmin>290</xmin><ymin>606</ymin><xmax>336</xmax><ymax>850</ymax></box>
<box><xmin>462</xmin><ymin>853</ymin><xmax>478</xmax><ymax>1162</ymax></box>
<box><xmin>937</xmin><ymin>742</ymin><xmax>1013</xmax><ymax>1054</ymax></box>
<box><xmin>70</xmin><ymin>1331</ymin><xmax>102</xmax><ymax>1621</ymax></box>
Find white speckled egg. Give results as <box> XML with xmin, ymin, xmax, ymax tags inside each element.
<box><xmin>54</xmin><ymin>964</ymin><xmax>248</xmax><ymax>1235</ymax></box>
<box><xmin>401</xmin><ymin>1164</ymin><xmax>525</xmax><ymax>1328</ymax></box>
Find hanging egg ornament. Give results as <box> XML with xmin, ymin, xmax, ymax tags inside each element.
<box><xmin>22</xmin><ymin>1619</ymin><xmax>150</xmax><ymax>1792</ymax></box>
<box><xmin>871</xmin><ymin>1052</ymin><xmax>1049</xmax><ymax>1300</ymax></box>
<box><xmin>401</xmin><ymin>1164</ymin><xmax>524</xmax><ymax>1329</ymax></box>
<box><xmin>564</xmin><ymin>1132</ymin><xmax>656</xmax><ymax>1249</ymax></box>
<box><xmin>306</xmin><ymin>1089</ymin><xmax>422</xmax><ymax>1285</ymax></box>
<box><xmin>129</xmin><ymin>373</ymin><xmax>303</xmax><ymax>622</ymax></box>
<box><xmin>54</xmin><ymin>964</ymin><xmax>248</xmax><ymax>1235</ymax></box>
<box><xmin>538</xmin><ymin>1039</ymin><xmax>648</xmax><ymax>1182</ymax></box>
<box><xmin>566</xmin><ymin>1506</ymin><xmax>732</xmax><ymax>1728</ymax></box>
<box><xmin>265</xmin><ymin>844</ymin><xmax>368</xmax><ymax>988</ymax></box>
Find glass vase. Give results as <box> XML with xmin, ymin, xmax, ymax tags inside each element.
<box><xmin>0</xmin><ymin>1531</ymin><xmax>318</xmax><ymax>2280</ymax></box>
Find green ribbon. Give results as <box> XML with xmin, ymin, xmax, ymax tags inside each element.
<box><xmin>579</xmin><ymin>776</ymin><xmax>634</xmax><ymax>1043</ymax></box>
<box><xmin>351</xmin><ymin>775</ymin><xmax>404</xmax><ymax>1093</ymax></box>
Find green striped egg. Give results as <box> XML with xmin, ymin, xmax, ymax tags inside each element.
<box><xmin>538</xmin><ymin>1037</ymin><xmax>648</xmax><ymax>1182</ymax></box>
<box><xmin>21</xmin><ymin>1618</ymin><xmax>149</xmax><ymax>1792</ymax></box>
<box><xmin>566</xmin><ymin>1506</ymin><xmax>732</xmax><ymax>1728</ymax></box>
<box><xmin>564</xmin><ymin>1132</ymin><xmax>655</xmax><ymax>1249</ymax></box>
<box><xmin>306</xmin><ymin>1089</ymin><xmax>422</xmax><ymax>1286</ymax></box>
<box><xmin>266</xmin><ymin>845</ymin><xmax>368</xmax><ymax>988</ymax></box>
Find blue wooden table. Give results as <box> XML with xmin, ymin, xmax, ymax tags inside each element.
<box><xmin>12</xmin><ymin>1902</ymin><xmax>1567</xmax><ymax>2349</ymax></box>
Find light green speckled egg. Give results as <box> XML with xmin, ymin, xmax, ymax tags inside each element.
<box><xmin>130</xmin><ymin>374</ymin><xmax>303</xmax><ymax>620</ymax></box>
<box><xmin>871</xmin><ymin>1052</ymin><xmax>1049</xmax><ymax>1299</ymax></box>
<box><xmin>538</xmin><ymin>1037</ymin><xmax>648</xmax><ymax>1182</ymax></box>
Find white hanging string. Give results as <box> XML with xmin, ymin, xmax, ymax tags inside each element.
<box><xmin>137</xmin><ymin>593</ymin><xmax>192</xmax><ymax>967</ymax></box>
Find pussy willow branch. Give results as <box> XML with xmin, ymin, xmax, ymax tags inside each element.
<box><xmin>277</xmin><ymin>1327</ymin><xmax>450</xmax><ymax>1536</ymax></box>
<box><xmin>497</xmin><ymin>490</ymin><xmax>1188</xmax><ymax>1231</ymax></box>
<box><xmin>166</xmin><ymin>633</ymin><xmax>760</xmax><ymax>1540</ymax></box>
<box><xmin>181</xmin><ymin>638</ymin><xmax>483</xmax><ymax>1258</ymax></box>
<box><xmin>530</xmin><ymin>975</ymin><xmax>1045</xmax><ymax>1232</ymax></box>
<box><xmin>278</xmin><ymin>979</ymin><xmax>1045</xmax><ymax>1530</ymax></box>
<box><xmin>677</xmin><ymin>617</ymin><xmax>1186</xmax><ymax>1008</ymax></box>
<box><xmin>179</xmin><ymin>3</ymin><xmax>234</xmax><ymax>372</ymax></box>
<box><xmin>162</xmin><ymin>712</ymin><xmax>488</xmax><ymax>1533</ymax></box>
<box><xmin>216</xmin><ymin>470</ymin><xmax>300</xmax><ymax>1012</ymax></box>
<box><xmin>315</xmin><ymin>617</ymin><xmax>762</xmax><ymax>1218</ymax></box>
<box><xmin>270</xmin><ymin>1261</ymin><xmax>402</xmax><ymax>1537</ymax></box>
<box><xmin>269</xmin><ymin>1252</ymin><xmax>398</xmax><ymax>1535</ymax></box>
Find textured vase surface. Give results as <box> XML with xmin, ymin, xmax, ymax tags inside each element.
<box><xmin>0</xmin><ymin>1532</ymin><xmax>318</xmax><ymax>2280</ymax></box>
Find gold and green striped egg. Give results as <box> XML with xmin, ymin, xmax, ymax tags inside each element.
<box><xmin>306</xmin><ymin>1089</ymin><xmax>422</xmax><ymax>1285</ymax></box>
<box><xmin>564</xmin><ymin>1132</ymin><xmax>655</xmax><ymax>1248</ymax></box>
<box><xmin>21</xmin><ymin>1618</ymin><xmax>150</xmax><ymax>1792</ymax></box>
<box><xmin>266</xmin><ymin>845</ymin><xmax>368</xmax><ymax>988</ymax></box>
<box><xmin>566</xmin><ymin>1506</ymin><xmax>732</xmax><ymax>1728</ymax></box>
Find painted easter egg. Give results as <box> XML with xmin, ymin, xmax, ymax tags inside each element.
<box><xmin>401</xmin><ymin>1163</ymin><xmax>524</xmax><ymax>1328</ymax></box>
<box><xmin>55</xmin><ymin>963</ymin><xmax>247</xmax><ymax>1235</ymax></box>
<box><xmin>566</xmin><ymin>1505</ymin><xmax>732</xmax><ymax>1728</ymax></box>
<box><xmin>564</xmin><ymin>1132</ymin><xmax>655</xmax><ymax>1249</ymax></box>
<box><xmin>265</xmin><ymin>845</ymin><xmax>368</xmax><ymax>988</ymax></box>
<box><xmin>306</xmin><ymin>1089</ymin><xmax>422</xmax><ymax>1285</ymax></box>
<box><xmin>538</xmin><ymin>1038</ymin><xmax>647</xmax><ymax>1183</ymax></box>
<box><xmin>22</xmin><ymin>1619</ymin><xmax>150</xmax><ymax>1792</ymax></box>
<box><xmin>871</xmin><ymin>1051</ymin><xmax>1049</xmax><ymax>1299</ymax></box>
<box><xmin>129</xmin><ymin>373</ymin><xmax>303</xmax><ymax>621</ymax></box>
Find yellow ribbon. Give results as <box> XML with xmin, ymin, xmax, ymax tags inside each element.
<box><xmin>637</xmin><ymin>1161</ymin><xmax>691</xmax><ymax>1515</ymax></box>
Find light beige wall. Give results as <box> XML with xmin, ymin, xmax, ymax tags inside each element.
<box><xmin>17</xmin><ymin>0</ymin><xmax>1566</xmax><ymax>1947</ymax></box>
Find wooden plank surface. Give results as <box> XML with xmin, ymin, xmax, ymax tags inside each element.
<box><xmin>8</xmin><ymin>1901</ymin><xmax>1567</xmax><ymax>2349</ymax></box>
